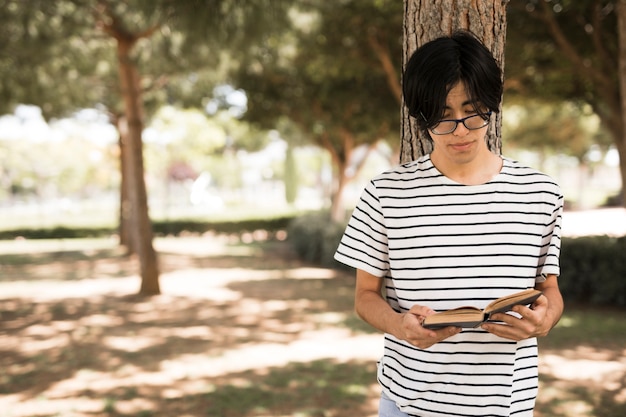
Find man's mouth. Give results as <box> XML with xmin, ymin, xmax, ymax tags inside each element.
<box><xmin>450</xmin><ymin>141</ymin><xmax>473</xmax><ymax>151</ymax></box>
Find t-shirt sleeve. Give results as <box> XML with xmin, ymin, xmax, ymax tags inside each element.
<box><xmin>537</xmin><ymin>190</ymin><xmax>563</xmax><ymax>282</ymax></box>
<box><xmin>334</xmin><ymin>180</ymin><xmax>389</xmax><ymax>277</ymax></box>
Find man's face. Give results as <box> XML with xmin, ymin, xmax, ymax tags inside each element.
<box><xmin>429</xmin><ymin>82</ymin><xmax>490</xmax><ymax>169</ymax></box>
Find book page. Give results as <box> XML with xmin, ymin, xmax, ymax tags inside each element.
<box><xmin>484</xmin><ymin>289</ymin><xmax>542</xmax><ymax>315</ymax></box>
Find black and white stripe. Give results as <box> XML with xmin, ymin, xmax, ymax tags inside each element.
<box><xmin>335</xmin><ymin>155</ymin><xmax>562</xmax><ymax>417</ymax></box>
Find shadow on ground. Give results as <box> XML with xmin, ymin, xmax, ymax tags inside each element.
<box><xmin>0</xmin><ymin>237</ymin><xmax>380</xmax><ymax>417</ymax></box>
<box><xmin>0</xmin><ymin>236</ymin><xmax>625</xmax><ymax>417</ymax></box>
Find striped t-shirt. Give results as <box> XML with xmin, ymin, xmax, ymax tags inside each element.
<box><xmin>334</xmin><ymin>155</ymin><xmax>563</xmax><ymax>417</ymax></box>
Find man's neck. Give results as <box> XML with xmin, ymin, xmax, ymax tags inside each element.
<box><xmin>431</xmin><ymin>152</ymin><xmax>503</xmax><ymax>185</ymax></box>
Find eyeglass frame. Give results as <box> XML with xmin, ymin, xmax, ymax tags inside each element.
<box><xmin>421</xmin><ymin>111</ymin><xmax>493</xmax><ymax>135</ymax></box>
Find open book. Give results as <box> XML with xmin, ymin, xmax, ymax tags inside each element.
<box><xmin>421</xmin><ymin>289</ymin><xmax>543</xmax><ymax>330</ymax></box>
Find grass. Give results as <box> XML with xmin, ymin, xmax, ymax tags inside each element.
<box><xmin>0</xmin><ymin>237</ymin><xmax>624</xmax><ymax>417</ymax></box>
<box><xmin>540</xmin><ymin>306</ymin><xmax>626</xmax><ymax>351</ymax></box>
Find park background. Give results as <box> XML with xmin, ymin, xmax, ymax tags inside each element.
<box><xmin>1</xmin><ymin>1</ymin><xmax>626</xmax><ymax>416</ymax></box>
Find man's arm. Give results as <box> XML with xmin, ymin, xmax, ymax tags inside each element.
<box><xmin>482</xmin><ymin>274</ymin><xmax>564</xmax><ymax>340</ymax></box>
<box><xmin>355</xmin><ymin>268</ymin><xmax>461</xmax><ymax>349</ymax></box>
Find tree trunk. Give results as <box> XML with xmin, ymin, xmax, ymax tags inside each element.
<box><xmin>116</xmin><ymin>38</ymin><xmax>160</xmax><ymax>295</ymax></box>
<box><xmin>616</xmin><ymin>0</ymin><xmax>626</xmax><ymax>206</ymax></box>
<box><xmin>115</xmin><ymin>115</ymin><xmax>134</xmax><ymax>253</ymax></box>
<box><xmin>401</xmin><ymin>0</ymin><xmax>507</xmax><ymax>164</ymax></box>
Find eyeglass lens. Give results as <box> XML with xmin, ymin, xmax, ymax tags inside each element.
<box><xmin>431</xmin><ymin>114</ymin><xmax>490</xmax><ymax>135</ymax></box>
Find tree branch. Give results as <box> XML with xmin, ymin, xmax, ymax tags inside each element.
<box><xmin>537</xmin><ymin>1</ymin><xmax>613</xmax><ymax>92</ymax></box>
<box><xmin>590</xmin><ymin>0</ymin><xmax>617</xmax><ymax>78</ymax></box>
<box><xmin>367</xmin><ymin>29</ymin><xmax>402</xmax><ymax>105</ymax></box>
<box><xmin>94</xmin><ymin>0</ymin><xmax>161</xmax><ymax>44</ymax></box>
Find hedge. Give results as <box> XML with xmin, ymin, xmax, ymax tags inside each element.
<box><xmin>2</xmin><ymin>213</ymin><xmax>624</xmax><ymax>307</ymax></box>
<box><xmin>288</xmin><ymin>212</ymin><xmax>626</xmax><ymax>307</ymax></box>
<box><xmin>0</xmin><ymin>216</ymin><xmax>296</xmax><ymax>240</ymax></box>
<box><xmin>559</xmin><ymin>235</ymin><xmax>626</xmax><ymax>306</ymax></box>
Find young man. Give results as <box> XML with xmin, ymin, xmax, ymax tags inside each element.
<box><xmin>334</xmin><ymin>31</ymin><xmax>564</xmax><ymax>417</ymax></box>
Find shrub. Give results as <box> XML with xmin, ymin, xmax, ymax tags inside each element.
<box><xmin>286</xmin><ymin>215</ymin><xmax>626</xmax><ymax>307</ymax></box>
<box><xmin>0</xmin><ymin>216</ymin><xmax>296</xmax><ymax>240</ymax></box>
<box><xmin>0</xmin><ymin>226</ymin><xmax>115</xmax><ymax>240</ymax></box>
<box><xmin>559</xmin><ymin>236</ymin><xmax>626</xmax><ymax>307</ymax></box>
<box><xmin>151</xmin><ymin>216</ymin><xmax>293</xmax><ymax>237</ymax></box>
<box><xmin>287</xmin><ymin>212</ymin><xmax>348</xmax><ymax>269</ymax></box>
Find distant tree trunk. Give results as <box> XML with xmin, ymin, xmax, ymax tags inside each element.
<box><xmin>284</xmin><ymin>142</ymin><xmax>297</xmax><ymax>205</ymax></box>
<box><xmin>323</xmin><ymin>130</ymin><xmax>354</xmax><ymax>223</ymax></box>
<box><xmin>401</xmin><ymin>0</ymin><xmax>507</xmax><ymax>163</ymax></box>
<box><xmin>616</xmin><ymin>0</ymin><xmax>626</xmax><ymax>206</ymax></box>
<box><xmin>116</xmin><ymin>115</ymin><xmax>135</xmax><ymax>254</ymax></box>
<box><xmin>115</xmin><ymin>38</ymin><xmax>160</xmax><ymax>295</ymax></box>
<box><xmin>97</xmin><ymin>1</ymin><xmax>161</xmax><ymax>295</ymax></box>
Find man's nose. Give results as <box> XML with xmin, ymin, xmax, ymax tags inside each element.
<box><xmin>453</xmin><ymin>121</ymin><xmax>470</xmax><ymax>136</ymax></box>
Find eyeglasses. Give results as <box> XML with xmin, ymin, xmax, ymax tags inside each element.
<box><xmin>427</xmin><ymin>112</ymin><xmax>492</xmax><ymax>135</ymax></box>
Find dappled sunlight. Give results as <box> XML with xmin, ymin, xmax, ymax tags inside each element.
<box><xmin>537</xmin><ymin>346</ymin><xmax>626</xmax><ymax>417</ymax></box>
<box><xmin>541</xmin><ymin>349</ymin><xmax>626</xmax><ymax>384</ymax></box>
<box><xmin>103</xmin><ymin>335</ymin><xmax>164</xmax><ymax>353</ymax></box>
<box><xmin>1</xmin><ymin>237</ymin><xmax>623</xmax><ymax>417</ymax></box>
<box><xmin>0</xmin><ymin>238</ymin><xmax>380</xmax><ymax>416</ymax></box>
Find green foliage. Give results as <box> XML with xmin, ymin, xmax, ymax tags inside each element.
<box><xmin>287</xmin><ymin>211</ymin><xmax>347</xmax><ymax>268</ymax></box>
<box><xmin>286</xmin><ymin>215</ymin><xmax>626</xmax><ymax>307</ymax></box>
<box><xmin>0</xmin><ymin>226</ymin><xmax>115</xmax><ymax>240</ymax></box>
<box><xmin>5</xmin><ymin>216</ymin><xmax>625</xmax><ymax>308</ymax></box>
<box><xmin>0</xmin><ymin>216</ymin><xmax>296</xmax><ymax>240</ymax></box>
<box><xmin>152</xmin><ymin>216</ymin><xmax>293</xmax><ymax>236</ymax></box>
<box><xmin>506</xmin><ymin>1</ymin><xmax>618</xmax><ymax>103</ymax></box>
<box><xmin>0</xmin><ymin>0</ymin><xmax>111</xmax><ymax>116</ymax></box>
<box><xmin>0</xmin><ymin>0</ymin><xmax>292</xmax><ymax>119</ymax></box>
<box><xmin>237</xmin><ymin>0</ymin><xmax>403</xmax><ymax>148</ymax></box>
<box><xmin>502</xmin><ymin>101</ymin><xmax>612</xmax><ymax>160</ymax></box>
<box><xmin>539</xmin><ymin>306</ymin><xmax>626</xmax><ymax>350</ymax></box>
<box><xmin>506</xmin><ymin>1</ymin><xmax>624</xmax><ymax>201</ymax></box>
<box><xmin>559</xmin><ymin>235</ymin><xmax>626</xmax><ymax>306</ymax></box>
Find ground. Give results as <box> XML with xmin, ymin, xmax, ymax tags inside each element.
<box><xmin>1</xmin><ymin>208</ymin><xmax>625</xmax><ymax>417</ymax></box>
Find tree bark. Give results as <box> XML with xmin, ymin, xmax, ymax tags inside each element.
<box><xmin>116</xmin><ymin>115</ymin><xmax>135</xmax><ymax>254</ymax></box>
<box><xmin>401</xmin><ymin>0</ymin><xmax>508</xmax><ymax>164</ymax></box>
<box><xmin>116</xmin><ymin>39</ymin><xmax>160</xmax><ymax>295</ymax></box>
<box><xmin>322</xmin><ymin>130</ymin><xmax>353</xmax><ymax>223</ymax></box>
<box><xmin>616</xmin><ymin>0</ymin><xmax>626</xmax><ymax>205</ymax></box>
<box><xmin>96</xmin><ymin>0</ymin><xmax>161</xmax><ymax>295</ymax></box>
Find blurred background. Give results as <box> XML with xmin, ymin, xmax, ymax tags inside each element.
<box><xmin>0</xmin><ymin>0</ymin><xmax>623</xmax><ymax>234</ymax></box>
<box><xmin>1</xmin><ymin>1</ymin><xmax>625</xmax><ymax>417</ymax></box>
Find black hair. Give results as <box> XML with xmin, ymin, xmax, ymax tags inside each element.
<box><xmin>402</xmin><ymin>30</ymin><xmax>503</xmax><ymax>133</ymax></box>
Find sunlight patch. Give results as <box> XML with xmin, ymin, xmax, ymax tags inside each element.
<box><xmin>80</xmin><ymin>313</ymin><xmax>124</xmax><ymax>327</ymax></box>
<box><xmin>18</xmin><ymin>333</ymin><xmax>71</xmax><ymax>354</ymax></box>
<box><xmin>555</xmin><ymin>315</ymin><xmax>578</xmax><ymax>327</ymax></box>
<box><xmin>284</xmin><ymin>267</ymin><xmax>338</xmax><ymax>280</ymax></box>
<box><xmin>103</xmin><ymin>335</ymin><xmax>163</xmax><ymax>352</ymax></box>
<box><xmin>541</xmin><ymin>353</ymin><xmax>626</xmax><ymax>382</ymax></box>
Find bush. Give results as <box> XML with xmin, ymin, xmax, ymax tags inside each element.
<box><xmin>287</xmin><ymin>212</ymin><xmax>348</xmax><ymax>269</ymax></box>
<box><xmin>559</xmin><ymin>236</ymin><xmax>626</xmax><ymax>307</ymax></box>
<box><xmin>0</xmin><ymin>216</ymin><xmax>296</xmax><ymax>240</ymax></box>
<box><xmin>286</xmin><ymin>214</ymin><xmax>626</xmax><ymax>307</ymax></box>
<box><xmin>0</xmin><ymin>226</ymin><xmax>115</xmax><ymax>240</ymax></box>
<box><xmin>152</xmin><ymin>216</ymin><xmax>293</xmax><ymax>237</ymax></box>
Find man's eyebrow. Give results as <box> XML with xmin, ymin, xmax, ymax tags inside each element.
<box><xmin>443</xmin><ymin>101</ymin><xmax>477</xmax><ymax>109</ymax></box>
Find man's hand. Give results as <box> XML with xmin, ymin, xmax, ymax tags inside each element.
<box><xmin>481</xmin><ymin>294</ymin><xmax>553</xmax><ymax>341</ymax></box>
<box><xmin>399</xmin><ymin>305</ymin><xmax>462</xmax><ymax>349</ymax></box>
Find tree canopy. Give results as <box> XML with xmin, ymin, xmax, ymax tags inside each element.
<box><xmin>235</xmin><ymin>0</ymin><xmax>403</xmax><ymax>220</ymax></box>
<box><xmin>506</xmin><ymin>0</ymin><xmax>625</xmax><ymax>203</ymax></box>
